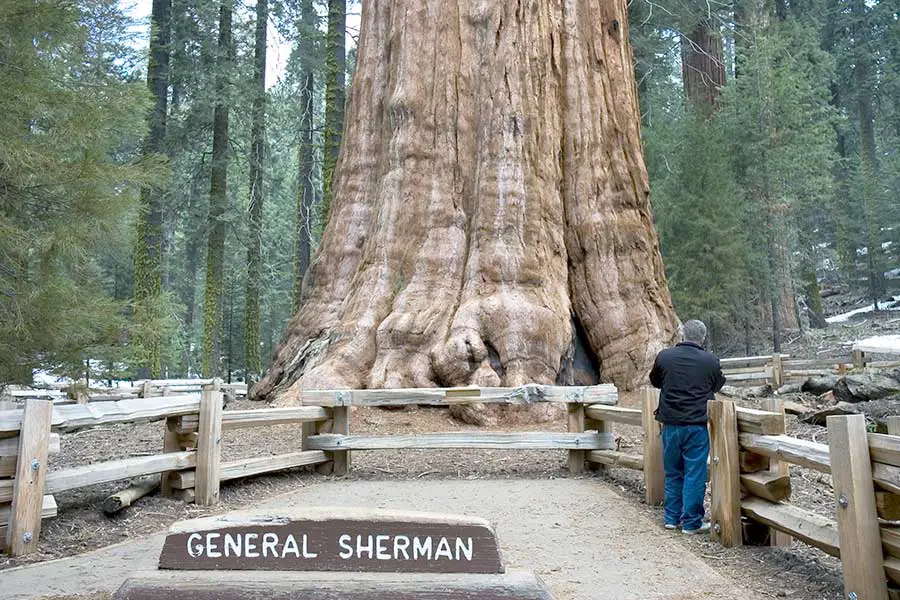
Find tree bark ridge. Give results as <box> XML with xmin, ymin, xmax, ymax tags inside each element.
<box><xmin>253</xmin><ymin>0</ymin><xmax>678</xmax><ymax>404</ymax></box>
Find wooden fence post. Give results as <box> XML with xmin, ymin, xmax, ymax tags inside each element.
<box><xmin>828</xmin><ymin>414</ymin><xmax>888</xmax><ymax>600</ymax></box>
<box><xmin>6</xmin><ymin>399</ymin><xmax>53</xmax><ymax>556</ymax></box>
<box><xmin>332</xmin><ymin>405</ymin><xmax>350</xmax><ymax>476</ymax></box>
<box><xmin>641</xmin><ymin>387</ymin><xmax>664</xmax><ymax>506</ymax></box>
<box><xmin>195</xmin><ymin>390</ymin><xmax>223</xmax><ymax>506</ymax></box>
<box><xmin>160</xmin><ymin>416</ymin><xmax>182</xmax><ymax>498</ymax></box>
<box><xmin>771</xmin><ymin>354</ymin><xmax>784</xmax><ymax>389</ymax></box>
<box><xmin>567</xmin><ymin>403</ymin><xmax>586</xmax><ymax>474</ymax></box>
<box><xmin>709</xmin><ymin>399</ymin><xmax>741</xmax><ymax>547</ymax></box>
<box><xmin>759</xmin><ymin>397</ymin><xmax>791</xmax><ymax>547</ymax></box>
<box><xmin>852</xmin><ymin>348</ymin><xmax>867</xmax><ymax>369</ymax></box>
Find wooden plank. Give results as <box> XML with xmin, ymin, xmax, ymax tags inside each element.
<box><xmin>4</xmin><ymin>405</ymin><xmax>49</xmax><ymax>548</ymax></box>
<box><xmin>0</xmin><ymin>433</ymin><xmax>60</xmax><ymax>456</ymax></box>
<box><xmin>877</xmin><ymin>492</ymin><xmax>900</xmax><ymax>521</ymax></box>
<box><xmin>883</xmin><ymin>528</ymin><xmax>900</xmax><ymax>559</ymax></box>
<box><xmin>875</xmin><ymin>462</ymin><xmax>900</xmax><ymax>495</ymax></box>
<box><xmin>724</xmin><ymin>372</ymin><xmax>772</xmax><ymax>382</ymax></box>
<box><xmin>760</xmin><ymin>397</ymin><xmax>791</xmax><ymax>548</ymax></box>
<box><xmin>168</xmin><ymin>451</ymin><xmax>329</xmax><ymax>489</ymax></box>
<box><xmin>5</xmin><ymin>400</ymin><xmax>53</xmax><ymax>555</ymax></box>
<box><xmin>0</xmin><ymin>495</ymin><xmax>57</xmax><ymax>550</ymax></box>
<box><xmin>17</xmin><ymin>452</ymin><xmax>197</xmax><ymax>499</ymax></box>
<box><xmin>306</xmin><ymin>432</ymin><xmax>614</xmax><ymax>451</ymax></box>
<box><xmin>300</xmin><ymin>384</ymin><xmax>618</xmax><ymax>407</ymax></box>
<box><xmin>739</xmin><ymin>451</ymin><xmax>770</xmax><ymax>473</ymax></box>
<box><xmin>738</xmin><ymin>433</ymin><xmax>831</xmax><ymax>473</ymax></box>
<box><xmin>0</xmin><ymin>395</ymin><xmax>202</xmax><ymax>436</ymax></box>
<box><xmin>720</xmin><ymin>354</ymin><xmax>788</xmax><ymax>368</ymax></box>
<box><xmin>161</xmin><ymin>416</ymin><xmax>181</xmax><ymax>498</ymax></box>
<box><xmin>0</xmin><ymin>495</ymin><xmax>57</xmax><ymax>525</ymax></box>
<box><xmin>114</xmin><ymin>570</ymin><xmax>555</xmax><ymax>599</ymax></box>
<box><xmin>735</xmin><ymin>406</ymin><xmax>785</xmax><ymax>435</ymax></box>
<box><xmin>741</xmin><ymin>497</ymin><xmax>839</xmax><ymax>557</ymax></box>
<box><xmin>586</xmin><ymin>450</ymin><xmax>643</xmax><ymax>470</ymax></box>
<box><xmin>177</xmin><ymin>407</ymin><xmax>329</xmax><ymax>433</ymax></box>
<box><xmin>721</xmin><ymin>366</ymin><xmax>771</xmax><ymax>375</ymax></box>
<box><xmin>740</xmin><ymin>471</ymin><xmax>791</xmax><ymax>502</ymax></box>
<box><xmin>771</xmin><ymin>354</ymin><xmax>784</xmax><ymax>388</ymax></box>
<box><xmin>642</xmin><ymin>387</ymin><xmax>664</xmax><ymax>506</ymax></box>
<box><xmin>567</xmin><ymin>403</ymin><xmax>586</xmax><ymax>474</ymax></box>
<box><xmin>584</xmin><ymin>405</ymin><xmax>642</xmax><ymax>426</ymax></box>
<box><xmin>886</xmin><ymin>560</ymin><xmax>900</xmax><ymax>588</ymax></box>
<box><xmin>195</xmin><ymin>391</ymin><xmax>223</xmax><ymax>506</ymax></box>
<box><xmin>827</xmin><ymin>414</ymin><xmax>888</xmax><ymax>600</ymax></box>
<box><xmin>871</xmin><ymin>432</ymin><xmax>900</xmax><ymax>468</ymax></box>
<box><xmin>709</xmin><ymin>399</ymin><xmax>741</xmax><ymax>547</ymax></box>
<box><xmin>331</xmin><ymin>406</ymin><xmax>350</xmax><ymax>476</ymax></box>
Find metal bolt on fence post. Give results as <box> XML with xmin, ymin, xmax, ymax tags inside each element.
<box><xmin>712</xmin><ymin>456</ymin><xmax>719</xmax><ymax>465</ymax></box>
<box><xmin>848</xmin><ymin>592</ymin><xmax>858</xmax><ymax>600</ymax></box>
<box><xmin>22</xmin><ymin>532</ymin><xmax>32</xmax><ymax>543</ymax></box>
<box><xmin>713</xmin><ymin>523</ymin><xmax>721</xmax><ymax>534</ymax></box>
<box><xmin>31</xmin><ymin>459</ymin><xmax>40</xmax><ymax>470</ymax></box>
<box><xmin>838</xmin><ymin>493</ymin><xmax>849</xmax><ymax>509</ymax></box>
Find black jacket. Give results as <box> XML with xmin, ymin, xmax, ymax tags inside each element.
<box><xmin>649</xmin><ymin>342</ymin><xmax>726</xmax><ymax>425</ymax></box>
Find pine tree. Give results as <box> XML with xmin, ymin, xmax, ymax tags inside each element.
<box><xmin>0</xmin><ymin>0</ymin><xmax>149</xmax><ymax>383</ymax></box>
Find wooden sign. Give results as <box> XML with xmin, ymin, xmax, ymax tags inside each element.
<box><xmin>158</xmin><ymin>507</ymin><xmax>504</xmax><ymax>574</ymax></box>
<box><xmin>114</xmin><ymin>570</ymin><xmax>555</xmax><ymax>599</ymax></box>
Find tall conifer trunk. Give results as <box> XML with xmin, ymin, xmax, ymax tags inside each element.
<box><xmin>293</xmin><ymin>0</ymin><xmax>317</xmax><ymax>311</ymax></box>
<box><xmin>680</xmin><ymin>21</ymin><xmax>726</xmax><ymax>109</ymax></box>
<box><xmin>134</xmin><ymin>0</ymin><xmax>171</xmax><ymax>377</ymax></box>
<box><xmin>202</xmin><ymin>0</ymin><xmax>233</xmax><ymax>377</ymax></box>
<box><xmin>245</xmin><ymin>0</ymin><xmax>268</xmax><ymax>383</ymax></box>
<box><xmin>322</xmin><ymin>0</ymin><xmax>346</xmax><ymax>222</ymax></box>
<box><xmin>253</xmin><ymin>0</ymin><xmax>679</xmax><ymax>403</ymax></box>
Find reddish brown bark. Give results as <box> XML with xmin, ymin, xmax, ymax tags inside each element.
<box><xmin>253</xmin><ymin>0</ymin><xmax>679</xmax><ymax>404</ymax></box>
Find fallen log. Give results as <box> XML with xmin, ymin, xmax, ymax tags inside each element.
<box><xmin>801</xmin><ymin>375</ymin><xmax>839</xmax><ymax>396</ymax></box>
<box><xmin>799</xmin><ymin>402</ymin><xmax>860</xmax><ymax>426</ymax></box>
<box><xmin>102</xmin><ymin>475</ymin><xmax>160</xmax><ymax>515</ymax></box>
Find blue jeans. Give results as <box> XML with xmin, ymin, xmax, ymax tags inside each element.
<box><xmin>661</xmin><ymin>423</ymin><xmax>709</xmax><ymax>530</ymax></box>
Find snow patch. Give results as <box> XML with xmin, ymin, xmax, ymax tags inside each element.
<box><xmin>825</xmin><ymin>295</ymin><xmax>900</xmax><ymax>324</ymax></box>
<box><xmin>853</xmin><ymin>334</ymin><xmax>900</xmax><ymax>355</ymax></box>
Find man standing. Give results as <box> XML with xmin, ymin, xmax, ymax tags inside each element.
<box><xmin>649</xmin><ymin>319</ymin><xmax>725</xmax><ymax>534</ymax></box>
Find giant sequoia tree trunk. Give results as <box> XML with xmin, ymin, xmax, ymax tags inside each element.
<box><xmin>253</xmin><ymin>0</ymin><xmax>679</xmax><ymax>403</ymax></box>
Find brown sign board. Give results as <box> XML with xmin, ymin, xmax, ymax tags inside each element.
<box><xmin>114</xmin><ymin>570</ymin><xmax>555</xmax><ymax>600</ymax></box>
<box><xmin>158</xmin><ymin>507</ymin><xmax>504</xmax><ymax>574</ymax></box>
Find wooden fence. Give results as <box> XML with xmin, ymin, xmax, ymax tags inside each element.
<box><xmin>722</xmin><ymin>351</ymin><xmax>900</xmax><ymax>388</ymax></box>
<box><xmin>0</xmin><ymin>381</ymin><xmax>329</xmax><ymax>555</ymax></box>
<box><xmin>4</xmin><ymin>375</ymin><xmax>900</xmax><ymax>598</ymax></box>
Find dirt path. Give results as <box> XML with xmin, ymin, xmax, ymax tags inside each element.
<box><xmin>5</xmin><ymin>478</ymin><xmax>763</xmax><ymax>600</ymax></box>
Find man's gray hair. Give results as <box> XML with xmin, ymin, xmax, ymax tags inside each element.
<box><xmin>681</xmin><ymin>319</ymin><xmax>707</xmax><ymax>345</ymax></box>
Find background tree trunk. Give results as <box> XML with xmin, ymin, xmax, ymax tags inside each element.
<box><xmin>253</xmin><ymin>0</ymin><xmax>679</xmax><ymax>403</ymax></box>
<box><xmin>133</xmin><ymin>0</ymin><xmax>171</xmax><ymax>378</ymax></box>
<box><xmin>681</xmin><ymin>20</ymin><xmax>726</xmax><ymax>109</ymax></box>
<box><xmin>244</xmin><ymin>0</ymin><xmax>267</xmax><ymax>384</ymax></box>
<box><xmin>202</xmin><ymin>0</ymin><xmax>233</xmax><ymax>377</ymax></box>
<box><xmin>322</xmin><ymin>0</ymin><xmax>346</xmax><ymax>223</ymax></box>
<box><xmin>293</xmin><ymin>0</ymin><xmax>317</xmax><ymax>312</ymax></box>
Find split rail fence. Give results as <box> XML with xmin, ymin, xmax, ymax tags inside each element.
<box><xmin>722</xmin><ymin>351</ymin><xmax>900</xmax><ymax>388</ymax></box>
<box><xmin>3</xmin><ymin>376</ymin><xmax>900</xmax><ymax>599</ymax></box>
